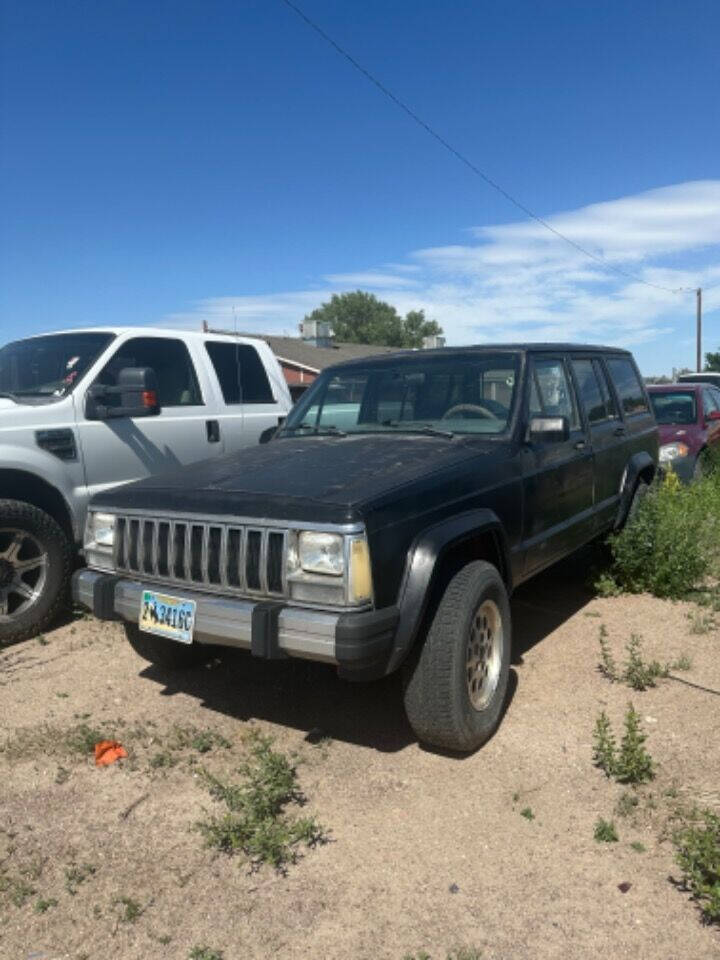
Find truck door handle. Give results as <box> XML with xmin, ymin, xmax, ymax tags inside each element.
<box><xmin>613</xmin><ymin>426</ymin><xmax>626</xmax><ymax>437</ymax></box>
<box><xmin>574</xmin><ymin>440</ymin><xmax>587</xmax><ymax>450</ymax></box>
<box><xmin>206</xmin><ymin>420</ymin><xmax>220</xmax><ymax>443</ymax></box>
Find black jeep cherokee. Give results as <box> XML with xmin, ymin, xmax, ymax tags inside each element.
<box><xmin>74</xmin><ymin>344</ymin><xmax>658</xmax><ymax>752</ymax></box>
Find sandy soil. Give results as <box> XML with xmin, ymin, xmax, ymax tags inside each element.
<box><xmin>1</xmin><ymin>555</ymin><xmax>719</xmax><ymax>960</ymax></box>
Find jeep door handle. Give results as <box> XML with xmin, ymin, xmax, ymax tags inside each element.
<box><xmin>613</xmin><ymin>426</ymin><xmax>626</xmax><ymax>437</ymax></box>
<box><xmin>206</xmin><ymin>419</ymin><xmax>221</xmax><ymax>443</ymax></box>
<box><xmin>574</xmin><ymin>440</ymin><xmax>587</xmax><ymax>450</ymax></box>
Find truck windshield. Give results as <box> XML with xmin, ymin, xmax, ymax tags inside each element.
<box><xmin>0</xmin><ymin>332</ymin><xmax>114</xmax><ymax>400</ymax></box>
<box><xmin>281</xmin><ymin>353</ymin><xmax>520</xmax><ymax>437</ymax></box>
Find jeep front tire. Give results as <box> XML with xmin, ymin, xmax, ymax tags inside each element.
<box><xmin>403</xmin><ymin>560</ymin><xmax>511</xmax><ymax>753</ymax></box>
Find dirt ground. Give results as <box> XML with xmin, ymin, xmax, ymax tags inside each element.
<box><xmin>1</xmin><ymin>555</ymin><xmax>719</xmax><ymax>960</ymax></box>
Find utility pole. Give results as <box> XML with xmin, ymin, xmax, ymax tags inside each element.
<box><xmin>696</xmin><ymin>287</ymin><xmax>703</xmax><ymax>372</ymax></box>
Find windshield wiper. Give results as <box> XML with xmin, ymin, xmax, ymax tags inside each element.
<box><xmin>281</xmin><ymin>422</ymin><xmax>348</xmax><ymax>438</ymax></box>
<box><xmin>381</xmin><ymin>420</ymin><xmax>455</xmax><ymax>439</ymax></box>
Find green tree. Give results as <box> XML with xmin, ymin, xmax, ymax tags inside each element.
<box><xmin>705</xmin><ymin>348</ymin><xmax>720</xmax><ymax>372</ymax></box>
<box><xmin>303</xmin><ymin>291</ymin><xmax>443</xmax><ymax>348</ymax></box>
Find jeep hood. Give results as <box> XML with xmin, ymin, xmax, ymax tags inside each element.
<box><xmin>91</xmin><ymin>433</ymin><xmax>506</xmax><ymax>526</ymax></box>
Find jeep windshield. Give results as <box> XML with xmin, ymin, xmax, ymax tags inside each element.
<box><xmin>0</xmin><ymin>332</ymin><xmax>115</xmax><ymax>402</ymax></box>
<box><xmin>280</xmin><ymin>352</ymin><xmax>520</xmax><ymax>437</ymax></box>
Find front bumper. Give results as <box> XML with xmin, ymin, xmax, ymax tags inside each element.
<box><xmin>72</xmin><ymin>569</ymin><xmax>399</xmax><ymax>679</ymax></box>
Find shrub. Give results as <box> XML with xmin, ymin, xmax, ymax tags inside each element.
<box><xmin>674</xmin><ymin>809</ymin><xmax>720</xmax><ymax>923</ymax></box>
<box><xmin>598</xmin><ymin>469</ymin><xmax>720</xmax><ymax>599</ymax></box>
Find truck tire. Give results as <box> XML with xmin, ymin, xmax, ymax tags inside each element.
<box><xmin>0</xmin><ymin>499</ymin><xmax>72</xmax><ymax>645</ymax></box>
<box><xmin>123</xmin><ymin>622</ymin><xmax>209</xmax><ymax>669</ymax></box>
<box><xmin>403</xmin><ymin>560</ymin><xmax>511</xmax><ymax>753</ymax></box>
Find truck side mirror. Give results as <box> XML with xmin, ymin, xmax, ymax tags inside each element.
<box><xmin>85</xmin><ymin>367</ymin><xmax>161</xmax><ymax>420</ymax></box>
<box><xmin>527</xmin><ymin>416</ymin><xmax>569</xmax><ymax>443</ymax></box>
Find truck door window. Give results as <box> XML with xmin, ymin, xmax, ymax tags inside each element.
<box><xmin>95</xmin><ymin>337</ymin><xmax>203</xmax><ymax>407</ymax></box>
<box><xmin>532</xmin><ymin>358</ymin><xmax>579</xmax><ymax>429</ymax></box>
<box><xmin>606</xmin><ymin>357</ymin><xmax>648</xmax><ymax>416</ymax></box>
<box><xmin>571</xmin><ymin>359</ymin><xmax>608</xmax><ymax>424</ymax></box>
<box><xmin>593</xmin><ymin>359</ymin><xmax>619</xmax><ymax>420</ymax></box>
<box><xmin>205</xmin><ymin>342</ymin><xmax>274</xmax><ymax>404</ymax></box>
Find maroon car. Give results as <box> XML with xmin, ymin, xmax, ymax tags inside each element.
<box><xmin>648</xmin><ymin>382</ymin><xmax>720</xmax><ymax>480</ymax></box>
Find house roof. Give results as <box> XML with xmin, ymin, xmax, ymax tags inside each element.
<box><xmin>212</xmin><ymin>330</ymin><xmax>398</xmax><ymax>372</ymax></box>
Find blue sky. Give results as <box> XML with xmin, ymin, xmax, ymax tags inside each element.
<box><xmin>1</xmin><ymin>0</ymin><xmax>719</xmax><ymax>374</ymax></box>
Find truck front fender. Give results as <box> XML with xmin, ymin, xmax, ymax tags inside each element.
<box><xmin>384</xmin><ymin>509</ymin><xmax>512</xmax><ymax>675</ymax></box>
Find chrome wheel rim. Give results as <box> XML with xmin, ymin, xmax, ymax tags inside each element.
<box><xmin>466</xmin><ymin>599</ymin><xmax>503</xmax><ymax>711</ymax></box>
<box><xmin>0</xmin><ymin>528</ymin><xmax>48</xmax><ymax>621</ymax></box>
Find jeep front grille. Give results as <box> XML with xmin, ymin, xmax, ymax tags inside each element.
<box><xmin>114</xmin><ymin>516</ymin><xmax>288</xmax><ymax>598</ymax></box>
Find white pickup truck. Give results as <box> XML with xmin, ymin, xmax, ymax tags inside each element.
<box><xmin>0</xmin><ymin>326</ymin><xmax>291</xmax><ymax>643</ymax></box>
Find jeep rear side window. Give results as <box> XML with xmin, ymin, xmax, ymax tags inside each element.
<box><xmin>606</xmin><ymin>357</ymin><xmax>648</xmax><ymax>416</ymax></box>
<box><xmin>95</xmin><ymin>337</ymin><xmax>203</xmax><ymax>407</ymax></box>
<box><xmin>572</xmin><ymin>359</ymin><xmax>618</xmax><ymax>424</ymax></box>
<box><xmin>531</xmin><ymin>358</ymin><xmax>580</xmax><ymax>429</ymax></box>
<box><xmin>205</xmin><ymin>342</ymin><xmax>274</xmax><ymax>404</ymax></box>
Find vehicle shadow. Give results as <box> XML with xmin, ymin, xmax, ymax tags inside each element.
<box><xmin>510</xmin><ymin>544</ymin><xmax>599</xmax><ymax>664</ymax></box>
<box><xmin>139</xmin><ymin>544</ymin><xmax>600</xmax><ymax>753</ymax></box>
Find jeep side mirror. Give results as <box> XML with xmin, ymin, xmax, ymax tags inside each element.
<box><xmin>85</xmin><ymin>367</ymin><xmax>161</xmax><ymax>420</ymax></box>
<box><xmin>528</xmin><ymin>416</ymin><xmax>569</xmax><ymax>443</ymax></box>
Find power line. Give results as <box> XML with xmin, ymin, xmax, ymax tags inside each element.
<box><xmin>280</xmin><ymin>0</ymin><xmax>693</xmax><ymax>295</ymax></box>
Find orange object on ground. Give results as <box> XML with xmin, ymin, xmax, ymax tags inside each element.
<box><xmin>94</xmin><ymin>740</ymin><xmax>128</xmax><ymax>766</ymax></box>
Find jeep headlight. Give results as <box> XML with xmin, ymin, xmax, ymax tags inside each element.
<box><xmin>298</xmin><ymin>531</ymin><xmax>344</xmax><ymax>576</ymax></box>
<box><xmin>84</xmin><ymin>511</ymin><xmax>116</xmax><ymax>571</ymax></box>
<box><xmin>659</xmin><ymin>442</ymin><xmax>689</xmax><ymax>463</ymax></box>
<box><xmin>288</xmin><ymin>530</ymin><xmax>373</xmax><ymax>606</ymax></box>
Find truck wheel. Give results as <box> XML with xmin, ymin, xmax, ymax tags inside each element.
<box><xmin>123</xmin><ymin>622</ymin><xmax>209</xmax><ymax>669</ymax></box>
<box><xmin>403</xmin><ymin>560</ymin><xmax>511</xmax><ymax>753</ymax></box>
<box><xmin>0</xmin><ymin>499</ymin><xmax>72</xmax><ymax>645</ymax></box>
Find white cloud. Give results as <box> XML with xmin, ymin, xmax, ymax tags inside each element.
<box><xmin>164</xmin><ymin>180</ymin><xmax>720</xmax><ymax>372</ymax></box>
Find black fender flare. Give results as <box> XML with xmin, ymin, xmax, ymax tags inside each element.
<box><xmin>614</xmin><ymin>451</ymin><xmax>656</xmax><ymax>529</ymax></box>
<box><xmin>384</xmin><ymin>509</ymin><xmax>511</xmax><ymax>675</ymax></box>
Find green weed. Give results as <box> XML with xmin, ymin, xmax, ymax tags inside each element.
<box><xmin>34</xmin><ymin>896</ymin><xmax>58</xmax><ymax>913</ymax></box>
<box><xmin>520</xmin><ymin>807</ymin><xmax>535</xmax><ymax>821</ymax></box>
<box><xmin>195</xmin><ymin>732</ymin><xmax>326</xmax><ymax>872</ymax></box>
<box><xmin>616</xmin><ymin>791</ymin><xmax>640</xmax><ymax>818</ymax></box>
<box><xmin>594</xmin><ymin>818</ymin><xmax>619</xmax><ymax>843</ymax></box>
<box><xmin>65</xmin><ymin>861</ymin><xmax>96</xmax><ymax>895</ymax></box>
<box><xmin>673</xmin><ymin>809</ymin><xmax>720</xmax><ymax>923</ymax></box>
<box><xmin>114</xmin><ymin>896</ymin><xmax>144</xmax><ymax>923</ymax></box>
<box><xmin>189</xmin><ymin>947</ymin><xmax>224</xmax><ymax>960</ymax></box>
<box><xmin>593</xmin><ymin>705</ymin><xmax>654</xmax><ymax>784</ymax></box>
<box><xmin>630</xmin><ymin>841</ymin><xmax>646</xmax><ymax>853</ymax></box>
<box><xmin>598</xmin><ymin>625</ymin><xmax>619</xmax><ymax>681</ymax></box>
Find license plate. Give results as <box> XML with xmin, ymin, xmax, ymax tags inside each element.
<box><xmin>139</xmin><ymin>589</ymin><xmax>196</xmax><ymax>644</ymax></box>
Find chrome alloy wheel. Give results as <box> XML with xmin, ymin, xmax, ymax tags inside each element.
<box><xmin>0</xmin><ymin>528</ymin><xmax>48</xmax><ymax>620</ymax></box>
<box><xmin>466</xmin><ymin>599</ymin><xmax>503</xmax><ymax>711</ymax></box>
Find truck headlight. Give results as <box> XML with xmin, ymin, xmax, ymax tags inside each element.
<box><xmin>298</xmin><ymin>531</ymin><xmax>344</xmax><ymax>576</ymax></box>
<box><xmin>288</xmin><ymin>530</ymin><xmax>373</xmax><ymax>606</ymax></box>
<box><xmin>659</xmin><ymin>442</ymin><xmax>689</xmax><ymax>463</ymax></box>
<box><xmin>84</xmin><ymin>511</ymin><xmax>116</xmax><ymax>570</ymax></box>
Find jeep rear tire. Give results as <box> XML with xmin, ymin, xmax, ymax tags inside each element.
<box><xmin>403</xmin><ymin>560</ymin><xmax>511</xmax><ymax>753</ymax></box>
<box><xmin>124</xmin><ymin>622</ymin><xmax>209</xmax><ymax>669</ymax></box>
<box><xmin>0</xmin><ymin>499</ymin><xmax>72</xmax><ymax>645</ymax></box>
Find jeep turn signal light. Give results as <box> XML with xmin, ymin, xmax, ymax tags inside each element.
<box><xmin>142</xmin><ymin>390</ymin><xmax>158</xmax><ymax>408</ymax></box>
<box><xmin>348</xmin><ymin>537</ymin><xmax>372</xmax><ymax>605</ymax></box>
